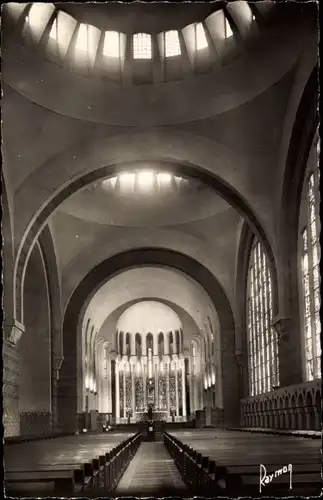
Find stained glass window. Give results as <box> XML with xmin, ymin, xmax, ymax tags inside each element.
<box><xmin>133</xmin><ymin>33</ymin><xmax>152</xmax><ymax>59</ymax></box>
<box><xmin>247</xmin><ymin>240</ymin><xmax>279</xmax><ymax>395</ymax></box>
<box><xmin>301</xmin><ymin>146</ymin><xmax>321</xmax><ymax>380</ymax></box>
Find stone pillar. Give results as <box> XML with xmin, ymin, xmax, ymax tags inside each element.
<box><xmin>3</xmin><ymin>335</ymin><xmax>23</xmax><ymax>437</ymax></box>
<box><xmin>116</xmin><ymin>360</ymin><xmax>120</xmax><ymax>421</ymax></box>
<box><xmin>290</xmin><ymin>410</ymin><xmax>297</xmax><ymax>430</ymax></box>
<box><xmin>305</xmin><ymin>408</ymin><xmax>312</xmax><ymax>430</ymax></box>
<box><xmin>272</xmin><ymin>316</ymin><xmax>302</xmax><ymax>386</ymax></box>
<box><xmin>143</xmin><ymin>363</ymin><xmax>147</xmax><ymax>409</ymax></box>
<box><xmin>175</xmin><ymin>365</ymin><xmax>179</xmax><ymax>417</ymax></box>
<box><xmin>182</xmin><ymin>362</ymin><xmax>187</xmax><ymax>418</ymax></box>
<box><xmin>166</xmin><ymin>363</ymin><xmax>170</xmax><ymax>417</ymax></box>
<box><xmin>314</xmin><ymin>408</ymin><xmax>320</xmax><ymax>431</ymax></box>
<box><xmin>155</xmin><ymin>360</ymin><xmax>159</xmax><ymax>409</ymax></box>
<box><xmin>123</xmin><ymin>370</ymin><xmax>126</xmax><ymax>419</ymax></box>
<box><xmin>131</xmin><ymin>363</ymin><xmax>135</xmax><ymax>418</ymax></box>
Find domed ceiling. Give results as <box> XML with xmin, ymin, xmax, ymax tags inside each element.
<box><xmin>59</xmin><ymin>168</ymin><xmax>231</xmax><ymax>227</ymax></box>
<box><xmin>117</xmin><ymin>301</ymin><xmax>182</xmax><ymax>335</ymax></box>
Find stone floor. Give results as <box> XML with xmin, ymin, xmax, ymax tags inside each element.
<box><xmin>115</xmin><ymin>442</ymin><xmax>187</xmax><ymax>496</ymax></box>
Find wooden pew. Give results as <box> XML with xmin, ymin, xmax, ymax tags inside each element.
<box><xmin>165</xmin><ymin>430</ymin><xmax>321</xmax><ymax>496</ymax></box>
<box><xmin>5</xmin><ymin>432</ymin><xmax>141</xmax><ymax>496</ymax></box>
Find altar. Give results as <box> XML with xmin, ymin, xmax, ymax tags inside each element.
<box><xmin>135</xmin><ymin>410</ymin><xmax>168</xmax><ymax>422</ymax></box>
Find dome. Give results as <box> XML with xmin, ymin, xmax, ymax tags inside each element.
<box><xmin>117</xmin><ymin>301</ymin><xmax>182</xmax><ymax>334</ymax></box>
<box><xmin>60</xmin><ymin>168</ymin><xmax>230</xmax><ymax>227</ymax></box>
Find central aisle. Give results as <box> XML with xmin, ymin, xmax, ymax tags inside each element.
<box><xmin>116</xmin><ymin>442</ymin><xmax>187</xmax><ymax>496</ymax></box>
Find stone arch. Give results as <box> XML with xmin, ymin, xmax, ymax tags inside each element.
<box><xmin>59</xmin><ymin>248</ymin><xmax>238</xmax><ymax>430</ymax></box>
<box><xmin>277</xmin><ymin>67</ymin><xmax>318</xmax><ymax>383</ymax></box>
<box><xmin>14</xmin><ymin>157</ymin><xmax>276</xmax><ymax>326</ymax></box>
<box><xmin>18</xmin><ymin>242</ymin><xmax>52</xmax><ymax>435</ymax></box>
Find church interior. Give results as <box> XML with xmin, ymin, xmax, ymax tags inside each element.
<box><xmin>2</xmin><ymin>1</ymin><xmax>321</xmax><ymax>497</ymax></box>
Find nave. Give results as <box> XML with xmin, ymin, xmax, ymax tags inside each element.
<box><xmin>4</xmin><ymin>425</ymin><xmax>321</xmax><ymax>497</ymax></box>
<box><xmin>2</xmin><ymin>3</ymin><xmax>321</xmax><ymax>499</ymax></box>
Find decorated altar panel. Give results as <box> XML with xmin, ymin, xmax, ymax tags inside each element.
<box><xmin>114</xmin><ymin>355</ymin><xmax>187</xmax><ymax>421</ymax></box>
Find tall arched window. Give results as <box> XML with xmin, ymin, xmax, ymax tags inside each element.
<box><xmin>146</xmin><ymin>333</ymin><xmax>153</xmax><ymax>355</ymax></box>
<box><xmin>135</xmin><ymin>333</ymin><xmax>141</xmax><ymax>358</ymax></box>
<box><xmin>300</xmin><ymin>138</ymin><xmax>321</xmax><ymax>380</ymax></box>
<box><xmin>158</xmin><ymin>332</ymin><xmax>164</xmax><ymax>358</ymax></box>
<box><xmin>169</xmin><ymin>331</ymin><xmax>174</xmax><ymax>355</ymax></box>
<box><xmin>119</xmin><ymin>331</ymin><xmax>123</xmax><ymax>356</ymax></box>
<box><xmin>126</xmin><ymin>333</ymin><xmax>130</xmax><ymax>356</ymax></box>
<box><xmin>175</xmin><ymin>330</ymin><xmax>180</xmax><ymax>354</ymax></box>
<box><xmin>247</xmin><ymin>240</ymin><xmax>279</xmax><ymax>395</ymax></box>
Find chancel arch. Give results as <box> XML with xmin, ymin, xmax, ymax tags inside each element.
<box><xmin>60</xmin><ymin>250</ymin><xmax>237</xmax><ymax>431</ymax></box>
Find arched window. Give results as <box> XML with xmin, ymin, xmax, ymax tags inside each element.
<box><xmin>300</xmin><ymin>138</ymin><xmax>321</xmax><ymax>380</ymax></box>
<box><xmin>158</xmin><ymin>332</ymin><xmax>164</xmax><ymax>358</ymax></box>
<box><xmin>247</xmin><ymin>240</ymin><xmax>279</xmax><ymax>396</ymax></box>
<box><xmin>175</xmin><ymin>330</ymin><xmax>180</xmax><ymax>354</ymax></box>
<box><xmin>169</xmin><ymin>331</ymin><xmax>174</xmax><ymax>355</ymax></box>
<box><xmin>119</xmin><ymin>331</ymin><xmax>123</xmax><ymax>356</ymax></box>
<box><xmin>146</xmin><ymin>333</ymin><xmax>153</xmax><ymax>355</ymax></box>
<box><xmin>126</xmin><ymin>333</ymin><xmax>130</xmax><ymax>356</ymax></box>
<box><xmin>133</xmin><ymin>33</ymin><xmax>152</xmax><ymax>59</ymax></box>
<box><xmin>135</xmin><ymin>333</ymin><xmax>142</xmax><ymax>358</ymax></box>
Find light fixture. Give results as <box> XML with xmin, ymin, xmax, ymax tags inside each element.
<box><xmin>119</xmin><ymin>173</ymin><xmax>135</xmax><ymax>192</ymax></box>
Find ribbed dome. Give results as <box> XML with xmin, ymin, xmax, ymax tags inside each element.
<box><xmin>117</xmin><ymin>301</ymin><xmax>182</xmax><ymax>334</ymax></box>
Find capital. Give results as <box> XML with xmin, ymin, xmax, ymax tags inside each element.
<box><xmin>3</xmin><ymin>318</ymin><xmax>25</xmax><ymax>346</ymax></box>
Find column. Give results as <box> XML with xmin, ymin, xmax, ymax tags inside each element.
<box><xmin>123</xmin><ymin>369</ymin><xmax>126</xmax><ymax>419</ymax></box>
<box><xmin>175</xmin><ymin>364</ymin><xmax>179</xmax><ymax>417</ymax></box>
<box><xmin>155</xmin><ymin>360</ymin><xmax>159</xmax><ymax>409</ymax></box>
<box><xmin>131</xmin><ymin>363</ymin><xmax>135</xmax><ymax>418</ymax></box>
<box><xmin>116</xmin><ymin>361</ymin><xmax>120</xmax><ymax>421</ymax></box>
<box><xmin>182</xmin><ymin>362</ymin><xmax>187</xmax><ymax>418</ymax></box>
<box><xmin>143</xmin><ymin>363</ymin><xmax>147</xmax><ymax>409</ymax></box>
<box><xmin>166</xmin><ymin>363</ymin><xmax>170</xmax><ymax>417</ymax></box>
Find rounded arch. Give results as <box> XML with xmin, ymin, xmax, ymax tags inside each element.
<box><xmin>59</xmin><ymin>248</ymin><xmax>238</xmax><ymax>430</ymax></box>
<box><xmin>279</xmin><ymin>66</ymin><xmax>318</xmax><ymax>321</ymax></box>
<box><xmin>15</xmin><ymin>156</ymin><xmax>276</xmax><ymax>325</ymax></box>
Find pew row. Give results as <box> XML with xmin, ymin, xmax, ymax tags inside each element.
<box><xmin>163</xmin><ymin>432</ymin><xmax>321</xmax><ymax>497</ymax></box>
<box><xmin>5</xmin><ymin>432</ymin><xmax>141</xmax><ymax>497</ymax></box>
<box><xmin>228</xmin><ymin>427</ymin><xmax>322</xmax><ymax>439</ymax></box>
